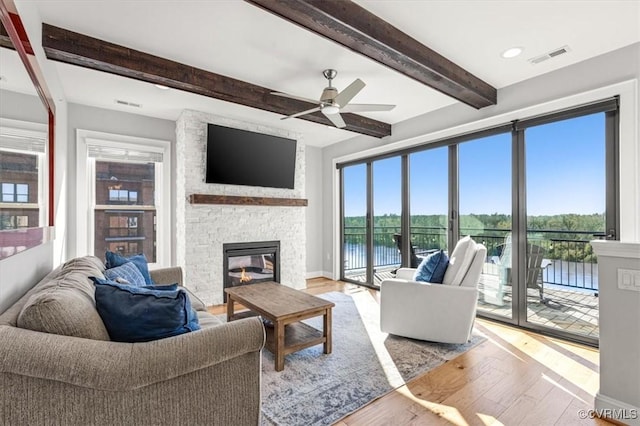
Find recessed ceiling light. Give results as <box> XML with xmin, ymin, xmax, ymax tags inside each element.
<box><xmin>154</xmin><ymin>84</ymin><xmax>170</xmax><ymax>90</ymax></box>
<box><xmin>501</xmin><ymin>47</ymin><xmax>523</xmax><ymax>59</ymax></box>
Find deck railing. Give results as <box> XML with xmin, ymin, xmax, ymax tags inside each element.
<box><xmin>343</xmin><ymin>226</ymin><xmax>601</xmax><ymax>291</ymax></box>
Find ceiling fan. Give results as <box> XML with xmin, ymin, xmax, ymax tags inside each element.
<box><xmin>272</xmin><ymin>69</ymin><xmax>395</xmax><ymax>129</ymax></box>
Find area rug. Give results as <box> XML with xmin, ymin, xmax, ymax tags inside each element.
<box><xmin>220</xmin><ymin>290</ymin><xmax>486</xmax><ymax>426</ymax></box>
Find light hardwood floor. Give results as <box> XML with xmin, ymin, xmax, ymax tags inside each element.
<box><xmin>211</xmin><ymin>278</ymin><xmax>610</xmax><ymax>426</ymax></box>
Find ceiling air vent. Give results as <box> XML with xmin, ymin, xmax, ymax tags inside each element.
<box><xmin>528</xmin><ymin>45</ymin><xmax>571</xmax><ymax>65</ymax></box>
<box><xmin>114</xmin><ymin>99</ymin><xmax>142</xmax><ymax>108</ymax></box>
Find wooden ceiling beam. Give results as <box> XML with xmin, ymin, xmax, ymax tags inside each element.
<box><xmin>41</xmin><ymin>23</ymin><xmax>391</xmax><ymax>138</ymax></box>
<box><xmin>245</xmin><ymin>0</ymin><xmax>497</xmax><ymax>109</ymax></box>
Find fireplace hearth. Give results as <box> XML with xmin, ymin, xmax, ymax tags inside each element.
<box><xmin>223</xmin><ymin>241</ymin><xmax>280</xmax><ymax>301</ymax></box>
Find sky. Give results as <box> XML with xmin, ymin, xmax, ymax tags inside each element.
<box><xmin>343</xmin><ymin>112</ymin><xmax>606</xmax><ymax>217</ymax></box>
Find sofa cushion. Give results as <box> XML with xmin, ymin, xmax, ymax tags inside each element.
<box><xmin>413</xmin><ymin>250</ymin><xmax>449</xmax><ymax>283</ymax></box>
<box><xmin>60</xmin><ymin>255</ymin><xmax>106</xmax><ymax>277</ymax></box>
<box><xmin>92</xmin><ymin>278</ymin><xmax>200</xmax><ymax>342</ymax></box>
<box><xmin>442</xmin><ymin>236</ymin><xmax>477</xmax><ymax>286</ymax></box>
<box><xmin>182</xmin><ymin>287</ymin><xmax>207</xmax><ymax>312</ymax></box>
<box><xmin>104</xmin><ymin>261</ymin><xmax>146</xmax><ymax>286</ymax></box>
<box><xmin>17</xmin><ymin>284</ymin><xmax>111</xmax><ymax>341</ymax></box>
<box><xmin>105</xmin><ymin>251</ymin><xmax>154</xmax><ymax>285</ymax></box>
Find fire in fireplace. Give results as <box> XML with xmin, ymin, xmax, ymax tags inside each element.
<box><xmin>223</xmin><ymin>241</ymin><xmax>280</xmax><ymax>301</ymax></box>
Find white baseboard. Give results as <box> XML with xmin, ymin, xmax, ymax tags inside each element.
<box><xmin>595</xmin><ymin>392</ymin><xmax>640</xmax><ymax>425</ymax></box>
<box><xmin>305</xmin><ymin>271</ymin><xmax>335</xmax><ymax>280</ymax></box>
<box><xmin>306</xmin><ymin>271</ymin><xmax>323</xmax><ymax>279</ymax></box>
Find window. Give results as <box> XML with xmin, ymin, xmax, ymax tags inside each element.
<box><xmin>108</xmin><ymin>241</ymin><xmax>140</xmax><ymax>255</ymax></box>
<box><xmin>76</xmin><ymin>130</ymin><xmax>171</xmax><ymax>266</ymax></box>
<box><xmin>107</xmin><ymin>213</ymin><xmax>141</xmax><ymax>238</ymax></box>
<box><xmin>0</xmin><ymin>119</ymin><xmax>47</xmax><ymax>231</ymax></box>
<box><xmin>2</xmin><ymin>182</ymin><xmax>29</xmax><ymax>202</ymax></box>
<box><xmin>0</xmin><ymin>214</ymin><xmax>29</xmax><ymax>229</ymax></box>
<box><xmin>95</xmin><ymin>160</ymin><xmax>156</xmax><ymax>259</ymax></box>
<box><xmin>108</xmin><ymin>189</ymin><xmax>138</xmax><ymax>203</ymax></box>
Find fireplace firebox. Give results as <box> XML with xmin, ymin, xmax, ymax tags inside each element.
<box><xmin>223</xmin><ymin>241</ymin><xmax>280</xmax><ymax>301</ymax></box>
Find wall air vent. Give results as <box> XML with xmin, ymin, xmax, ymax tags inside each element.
<box><xmin>528</xmin><ymin>45</ymin><xmax>571</xmax><ymax>65</ymax></box>
<box><xmin>114</xmin><ymin>99</ymin><xmax>142</xmax><ymax>108</ymax></box>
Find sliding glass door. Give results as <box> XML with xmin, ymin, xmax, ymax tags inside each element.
<box><xmin>339</xmin><ymin>98</ymin><xmax>618</xmax><ymax>345</ymax></box>
<box><xmin>372</xmin><ymin>157</ymin><xmax>402</xmax><ymax>284</ymax></box>
<box><xmin>409</xmin><ymin>148</ymin><xmax>449</xmax><ymax>263</ymax></box>
<box><xmin>342</xmin><ymin>164</ymin><xmax>368</xmax><ymax>283</ymax></box>
<box><xmin>522</xmin><ymin>111</ymin><xmax>612</xmax><ymax>340</ymax></box>
<box><xmin>341</xmin><ymin>157</ymin><xmax>402</xmax><ymax>287</ymax></box>
<box><xmin>458</xmin><ymin>132</ymin><xmax>513</xmax><ymax>320</ymax></box>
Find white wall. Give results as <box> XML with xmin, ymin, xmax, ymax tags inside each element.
<box><xmin>0</xmin><ymin>242</ymin><xmax>53</xmax><ymax>314</ymax></box>
<box><xmin>592</xmin><ymin>241</ymin><xmax>640</xmax><ymax>425</ymax></box>
<box><xmin>305</xmin><ymin>145</ymin><xmax>324</xmax><ymax>277</ymax></box>
<box><xmin>321</xmin><ymin>42</ymin><xmax>640</xmax><ymax>276</ymax></box>
<box><xmin>66</xmin><ymin>103</ymin><xmax>176</xmax><ymax>260</ymax></box>
<box><xmin>0</xmin><ymin>89</ymin><xmax>48</xmax><ymax>123</ymax></box>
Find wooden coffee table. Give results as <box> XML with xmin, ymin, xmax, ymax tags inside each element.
<box><xmin>225</xmin><ymin>282</ymin><xmax>334</xmax><ymax>371</ymax></box>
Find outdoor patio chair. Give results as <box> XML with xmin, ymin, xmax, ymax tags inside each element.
<box><xmin>525</xmin><ymin>244</ymin><xmax>548</xmax><ymax>303</ymax></box>
<box><xmin>392</xmin><ymin>233</ymin><xmax>435</xmax><ymax>268</ymax></box>
<box><xmin>491</xmin><ymin>234</ymin><xmax>548</xmax><ymax>304</ymax></box>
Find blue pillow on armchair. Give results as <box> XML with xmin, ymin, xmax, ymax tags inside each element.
<box><xmin>105</xmin><ymin>251</ymin><xmax>154</xmax><ymax>285</ymax></box>
<box><xmin>91</xmin><ymin>277</ymin><xmax>200</xmax><ymax>343</ymax></box>
<box><xmin>413</xmin><ymin>250</ymin><xmax>449</xmax><ymax>283</ymax></box>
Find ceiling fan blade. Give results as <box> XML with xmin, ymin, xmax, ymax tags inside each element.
<box><xmin>271</xmin><ymin>91</ymin><xmax>318</xmax><ymax>104</ymax></box>
<box><xmin>281</xmin><ymin>106</ymin><xmax>321</xmax><ymax>120</ymax></box>
<box><xmin>341</xmin><ymin>103</ymin><xmax>396</xmax><ymax>113</ymax></box>
<box><xmin>322</xmin><ymin>109</ymin><xmax>346</xmax><ymax>128</ymax></box>
<box><xmin>334</xmin><ymin>78</ymin><xmax>365</xmax><ymax>107</ymax></box>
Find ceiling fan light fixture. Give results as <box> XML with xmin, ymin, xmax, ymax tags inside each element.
<box><xmin>501</xmin><ymin>47</ymin><xmax>523</xmax><ymax>59</ymax></box>
<box><xmin>279</xmin><ymin>69</ymin><xmax>394</xmax><ymax>125</ymax></box>
<box><xmin>322</xmin><ymin>105</ymin><xmax>340</xmax><ymax>115</ymax></box>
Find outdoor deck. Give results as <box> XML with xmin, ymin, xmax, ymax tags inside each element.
<box><xmin>345</xmin><ymin>265</ymin><xmax>599</xmax><ymax>339</ymax></box>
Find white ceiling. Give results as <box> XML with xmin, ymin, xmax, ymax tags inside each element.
<box><xmin>3</xmin><ymin>0</ymin><xmax>640</xmax><ymax>147</ymax></box>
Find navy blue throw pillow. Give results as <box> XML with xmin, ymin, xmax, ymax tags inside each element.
<box><xmin>141</xmin><ymin>284</ymin><xmax>178</xmax><ymax>291</ymax></box>
<box><xmin>413</xmin><ymin>250</ymin><xmax>449</xmax><ymax>283</ymax></box>
<box><xmin>91</xmin><ymin>277</ymin><xmax>200</xmax><ymax>343</ymax></box>
<box><xmin>105</xmin><ymin>251</ymin><xmax>154</xmax><ymax>285</ymax></box>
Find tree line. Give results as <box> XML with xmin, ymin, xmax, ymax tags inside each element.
<box><xmin>344</xmin><ymin>213</ymin><xmax>604</xmax><ymax>262</ymax></box>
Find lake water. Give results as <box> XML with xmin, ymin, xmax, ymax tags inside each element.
<box><xmin>343</xmin><ymin>243</ymin><xmax>598</xmax><ymax>291</ymax></box>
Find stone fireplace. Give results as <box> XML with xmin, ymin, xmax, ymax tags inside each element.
<box><xmin>175</xmin><ymin>110</ymin><xmax>306</xmax><ymax>306</ymax></box>
<box><xmin>223</xmin><ymin>240</ymin><xmax>280</xmax><ymax>301</ymax></box>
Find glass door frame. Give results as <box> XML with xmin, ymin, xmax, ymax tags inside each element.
<box><xmin>339</xmin><ymin>156</ymin><xmax>411</xmax><ymax>286</ymax></box>
<box><xmin>339</xmin><ymin>164</ymin><xmax>377</xmax><ymax>288</ymax></box>
<box><xmin>338</xmin><ymin>97</ymin><xmax>618</xmax><ymax>346</ymax></box>
<box><xmin>509</xmin><ymin>98</ymin><xmax>619</xmax><ymax>346</ymax></box>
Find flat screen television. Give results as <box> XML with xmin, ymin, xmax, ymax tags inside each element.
<box><xmin>205</xmin><ymin>124</ymin><xmax>297</xmax><ymax>189</ymax></box>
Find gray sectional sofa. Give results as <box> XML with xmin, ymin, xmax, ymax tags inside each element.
<box><xmin>0</xmin><ymin>255</ymin><xmax>265</xmax><ymax>425</ymax></box>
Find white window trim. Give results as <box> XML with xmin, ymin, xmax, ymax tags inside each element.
<box><xmin>76</xmin><ymin>129</ymin><xmax>171</xmax><ymax>267</ymax></box>
<box><xmin>0</xmin><ymin>117</ymin><xmax>48</xmax><ymax>228</ymax></box>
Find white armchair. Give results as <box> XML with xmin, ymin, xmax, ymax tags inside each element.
<box><xmin>380</xmin><ymin>237</ymin><xmax>487</xmax><ymax>344</ymax></box>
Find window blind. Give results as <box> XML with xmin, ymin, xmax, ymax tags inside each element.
<box><xmin>0</xmin><ymin>131</ymin><xmax>46</xmax><ymax>153</ymax></box>
<box><xmin>86</xmin><ymin>144</ymin><xmax>163</xmax><ymax>163</ymax></box>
